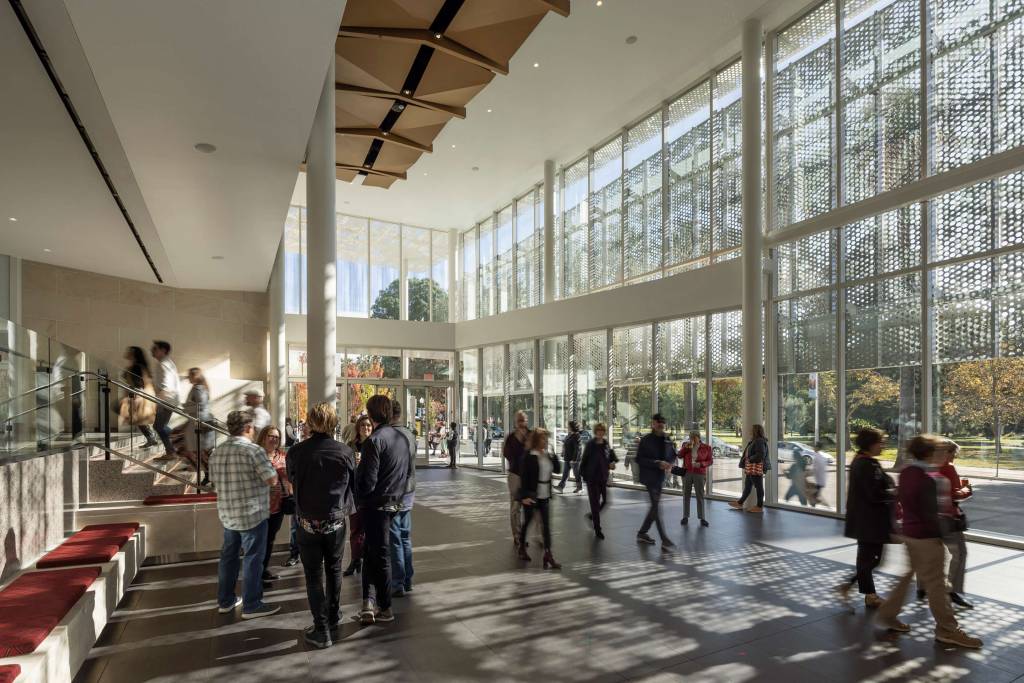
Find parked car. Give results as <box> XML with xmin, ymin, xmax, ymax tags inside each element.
<box><xmin>711</xmin><ymin>436</ymin><xmax>741</xmax><ymax>458</ymax></box>
<box><xmin>777</xmin><ymin>441</ymin><xmax>835</xmax><ymax>465</ymax></box>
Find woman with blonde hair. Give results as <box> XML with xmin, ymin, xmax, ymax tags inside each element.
<box><xmin>286</xmin><ymin>402</ymin><xmax>356</xmax><ymax>649</ymax></box>
<box><xmin>256</xmin><ymin>424</ymin><xmax>290</xmax><ymax>586</ymax></box>
<box><xmin>184</xmin><ymin>367</ymin><xmax>215</xmax><ymax>484</ymax></box>
<box><xmin>517</xmin><ymin>428</ymin><xmax>561</xmax><ymax>569</ymax></box>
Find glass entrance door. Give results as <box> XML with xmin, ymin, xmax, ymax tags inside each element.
<box><xmin>405</xmin><ymin>385</ymin><xmax>452</xmax><ymax>465</ymax></box>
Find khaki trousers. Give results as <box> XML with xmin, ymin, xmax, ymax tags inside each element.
<box><xmin>508</xmin><ymin>473</ymin><xmax>523</xmax><ymax>544</ymax></box>
<box><xmin>878</xmin><ymin>537</ymin><xmax>959</xmax><ymax>638</ymax></box>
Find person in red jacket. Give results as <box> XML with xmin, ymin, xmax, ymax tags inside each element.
<box><xmin>875</xmin><ymin>435</ymin><xmax>981</xmax><ymax>649</ymax></box>
<box><xmin>918</xmin><ymin>439</ymin><xmax>973</xmax><ymax>608</ymax></box>
<box><xmin>678</xmin><ymin>430</ymin><xmax>713</xmax><ymax>528</ymax></box>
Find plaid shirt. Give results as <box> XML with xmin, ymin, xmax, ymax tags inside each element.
<box><xmin>209</xmin><ymin>436</ymin><xmax>277</xmax><ymax>531</ymax></box>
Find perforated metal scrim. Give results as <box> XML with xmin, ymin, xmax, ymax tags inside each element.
<box><xmin>777</xmin><ymin>292</ymin><xmax>836</xmax><ymax>375</ymax></box>
<box><xmin>997</xmin><ymin>251</ymin><xmax>1024</xmax><ymax>357</ymax></box>
<box><xmin>562</xmin><ymin>158</ymin><xmax>589</xmax><ymax>298</ymax></box>
<box><xmin>932</xmin><ymin>257</ymin><xmax>994</xmax><ymax>362</ymax></box>
<box><xmin>777</xmin><ymin>231</ymin><xmax>837</xmax><ymax>297</ymax></box>
<box><xmin>657</xmin><ymin>317</ymin><xmax>706</xmax><ymax>381</ymax></box>
<box><xmin>478</xmin><ymin>219</ymin><xmax>494</xmax><ymax>318</ymax></box>
<box><xmin>773</xmin><ymin>2</ymin><xmax>836</xmax><ymax>229</ymax></box>
<box><xmin>482</xmin><ymin>345</ymin><xmax>505</xmax><ymax>396</ymax></box>
<box><xmin>611</xmin><ymin>326</ymin><xmax>653</xmax><ymax>385</ymax></box>
<box><xmin>846</xmin><ymin>274</ymin><xmax>922</xmax><ymax>369</ymax></box>
<box><xmin>495</xmin><ymin>204</ymin><xmax>514</xmax><ymax>315</ymax></box>
<box><xmin>713</xmin><ymin>61</ymin><xmax>744</xmax><ymax>252</ymax></box>
<box><xmin>843</xmin><ymin>203</ymin><xmax>921</xmax><ymax>282</ymax></box>
<box><xmin>509</xmin><ymin>342</ymin><xmax>535</xmax><ymax>394</ymax></box>
<box><xmin>667</xmin><ymin>81</ymin><xmax>711</xmax><ymax>266</ymax></box>
<box><xmin>590</xmin><ymin>137</ymin><xmax>623</xmax><ymax>291</ymax></box>
<box><xmin>841</xmin><ymin>0</ymin><xmax>921</xmax><ymax>204</ymax></box>
<box><xmin>515</xmin><ymin>188</ymin><xmax>538</xmax><ymax>310</ymax></box>
<box><xmin>710</xmin><ymin>310</ymin><xmax>744</xmax><ymax>377</ymax></box>
<box><xmin>624</xmin><ymin>113</ymin><xmax>663</xmax><ymax>280</ymax></box>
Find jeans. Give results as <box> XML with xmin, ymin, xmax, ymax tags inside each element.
<box><xmin>586</xmin><ymin>481</ymin><xmax>608</xmax><ymax>532</ymax></box>
<box><xmin>297</xmin><ymin>524</ymin><xmax>345</xmax><ymax>630</ymax></box>
<box><xmin>263</xmin><ymin>510</ymin><xmax>285</xmax><ymax>575</ymax></box>
<box><xmin>217</xmin><ymin>519</ymin><xmax>268</xmax><ymax>612</ymax></box>
<box><xmin>738</xmin><ymin>475</ymin><xmax>765</xmax><ymax>507</ymax></box>
<box><xmin>944</xmin><ymin>529</ymin><xmax>967</xmax><ymax>593</ymax></box>
<box><xmin>389</xmin><ymin>510</ymin><xmax>413</xmax><ymax>591</ymax></box>
<box><xmin>522</xmin><ymin>498</ymin><xmax>552</xmax><ymax>549</ymax></box>
<box><xmin>138</xmin><ymin>424</ymin><xmax>158</xmax><ymax>445</ymax></box>
<box><xmin>681</xmin><ymin>472</ymin><xmax>706</xmax><ymax>520</ymax></box>
<box><xmin>361</xmin><ymin>508</ymin><xmax>394</xmax><ymax>609</ymax></box>
<box><xmin>557</xmin><ymin>459</ymin><xmax>580</xmax><ymax>489</ymax></box>
<box><xmin>349</xmin><ymin>511</ymin><xmax>364</xmax><ymax>560</ymax></box>
<box><xmin>288</xmin><ymin>515</ymin><xmax>299</xmax><ymax>559</ymax></box>
<box><xmin>878</xmin><ymin>537</ymin><xmax>959</xmax><ymax>638</ymax></box>
<box><xmin>639</xmin><ymin>485</ymin><xmax>668</xmax><ymax>541</ymax></box>
<box><xmin>154</xmin><ymin>405</ymin><xmax>174</xmax><ymax>455</ymax></box>
<box><xmin>847</xmin><ymin>541</ymin><xmax>884</xmax><ymax>594</ymax></box>
<box><xmin>507</xmin><ymin>473</ymin><xmax>523</xmax><ymax>544</ymax></box>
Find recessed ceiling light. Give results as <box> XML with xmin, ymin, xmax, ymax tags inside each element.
<box><xmin>596</xmin><ymin>0</ymin><xmax>603</xmax><ymax>5</ymax></box>
<box><xmin>194</xmin><ymin>142</ymin><xmax>217</xmax><ymax>153</ymax></box>
<box><xmin>486</xmin><ymin>108</ymin><xmax>492</xmax><ymax>113</ymax></box>
<box><xmin>533</xmin><ymin>62</ymin><xmax>540</xmax><ymax>68</ymax></box>
<box><xmin>7</xmin><ymin>217</ymin><xmax>16</xmax><ymax>222</ymax></box>
<box><xmin>211</xmin><ymin>255</ymin><xmax>224</xmax><ymax>260</ymax></box>
<box><xmin>434</xmin><ymin>32</ymin><xmax>442</xmax><ymax>39</ymax></box>
<box><xmin>625</xmin><ymin>35</ymin><xmax>638</xmax><ymax>44</ymax></box>
<box><xmin>381</xmin><ymin>131</ymin><xmax>389</xmax><ymax>136</ymax></box>
<box><xmin>451</xmin><ymin>144</ymin><xmax>456</xmax><ymax>149</ymax></box>
<box><xmin>43</xmin><ymin>248</ymin><xmax>52</xmax><ymax>253</ymax></box>
<box><xmin>423</xmin><ymin>172</ymin><xmax>428</xmax><ymax>176</ymax></box>
<box><xmin>403</xmin><ymin>89</ymin><xmax>411</xmax><ymax>95</ymax></box>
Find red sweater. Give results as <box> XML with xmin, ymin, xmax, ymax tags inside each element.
<box><xmin>680</xmin><ymin>443</ymin><xmax>713</xmax><ymax>476</ymax></box>
<box><xmin>898</xmin><ymin>463</ymin><xmax>941</xmax><ymax>539</ymax></box>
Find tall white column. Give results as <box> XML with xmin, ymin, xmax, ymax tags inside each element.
<box><xmin>543</xmin><ymin>159</ymin><xmax>555</xmax><ymax>303</ymax></box>
<box><xmin>306</xmin><ymin>58</ymin><xmax>337</xmax><ymax>408</ymax></box>
<box><xmin>268</xmin><ymin>237</ymin><xmax>286</xmax><ymax>431</ymax></box>
<box><xmin>448</xmin><ymin>228</ymin><xmax>458</xmax><ymax>322</ymax></box>
<box><xmin>741</xmin><ymin>18</ymin><xmax>763</xmax><ymax>438</ymax></box>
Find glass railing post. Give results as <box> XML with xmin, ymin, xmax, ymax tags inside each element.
<box><xmin>101</xmin><ymin>372</ymin><xmax>111</xmax><ymax>459</ymax></box>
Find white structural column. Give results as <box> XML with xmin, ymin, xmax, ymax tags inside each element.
<box><xmin>741</xmin><ymin>17</ymin><xmax>763</xmax><ymax>437</ymax></box>
<box><xmin>268</xmin><ymin>237</ymin><xmax>286</xmax><ymax>431</ymax></box>
<box><xmin>306</xmin><ymin>58</ymin><xmax>337</xmax><ymax>407</ymax></box>
<box><xmin>543</xmin><ymin>159</ymin><xmax>555</xmax><ymax>303</ymax></box>
<box><xmin>448</xmin><ymin>228</ymin><xmax>459</xmax><ymax>322</ymax></box>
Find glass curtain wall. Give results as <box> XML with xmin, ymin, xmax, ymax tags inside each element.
<box><xmin>283</xmin><ymin>209</ymin><xmax>450</xmax><ymax>321</ymax></box>
<box><xmin>541</xmin><ymin>336</ymin><xmax>571</xmax><ymax>451</ymax></box>
<box><xmin>482</xmin><ymin>345</ymin><xmax>506</xmax><ymax>467</ymax></box>
<box><xmin>590</xmin><ymin>138</ymin><xmax>623</xmax><ymax>290</ymax></box>
<box><xmin>624</xmin><ymin>113</ymin><xmax>663</xmax><ymax>282</ymax></box>
<box><xmin>610</xmin><ymin>325</ymin><xmax>653</xmax><ymax>485</ymax></box>
<box><xmin>479</xmin><ymin>219</ymin><xmax>495</xmax><ymax>318</ymax></box>
<box><xmin>709</xmin><ymin>311</ymin><xmax>745</xmax><ymax>497</ymax></box>
<box><xmin>562</xmin><ymin>158</ymin><xmax>590</xmax><ymax>298</ymax></box>
<box><xmin>509</xmin><ymin>341</ymin><xmax>536</xmax><ymax>426</ymax></box>
<box><xmin>515</xmin><ymin>188</ymin><xmax>540</xmax><ymax>309</ymax></box>
<box><xmin>459</xmin><ymin>350</ymin><xmax>480</xmax><ymax>465</ymax></box>
<box><xmin>573</xmin><ymin>330</ymin><xmax>608</xmax><ymax>436</ymax></box>
<box><xmin>657</xmin><ymin>316</ymin><xmax>707</xmax><ymax>489</ymax></box>
<box><xmin>496</xmin><ymin>205</ymin><xmax>514</xmax><ymax>314</ymax></box>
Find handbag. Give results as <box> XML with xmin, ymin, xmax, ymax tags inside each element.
<box><xmin>953</xmin><ymin>509</ymin><xmax>968</xmax><ymax>532</ymax></box>
<box><xmin>280</xmin><ymin>495</ymin><xmax>296</xmax><ymax>516</ymax></box>
<box><xmin>744</xmin><ymin>461</ymin><xmax>764</xmax><ymax>476</ymax></box>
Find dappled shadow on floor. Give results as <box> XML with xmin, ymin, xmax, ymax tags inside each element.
<box><xmin>75</xmin><ymin>468</ymin><xmax>1024</xmax><ymax>683</ymax></box>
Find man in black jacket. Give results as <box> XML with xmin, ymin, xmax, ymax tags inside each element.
<box><xmin>285</xmin><ymin>402</ymin><xmax>356</xmax><ymax>649</ymax></box>
<box><xmin>555</xmin><ymin>421</ymin><xmax>582</xmax><ymax>493</ymax></box>
<box><xmin>355</xmin><ymin>395</ymin><xmax>409</xmax><ymax>625</ymax></box>
<box><xmin>389</xmin><ymin>400</ymin><xmax>417</xmax><ymax>597</ymax></box>
<box><xmin>635</xmin><ymin>413</ymin><xmax>676</xmax><ymax>551</ymax></box>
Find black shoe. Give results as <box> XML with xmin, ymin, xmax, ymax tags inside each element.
<box><xmin>916</xmin><ymin>589</ymin><xmax>926</xmax><ymax>601</ymax></box>
<box><xmin>262</xmin><ymin>580</ymin><xmax>273</xmax><ymax>589</ymax></box>
<box><xmin>572</xmin><ymin>488</ymin><xmax>582</xmax><ymax>494</ymax></box>
<box><xmin>949</xmin><ymin>592</ymin><xmax>974</xmax><ymax>609</ymax></box>
<box><xmin>661</xmin><ymin>541</ymin><xmax>676</xmax><ymax>552</ymax></box>
<box><xmin>342</xmin><ymin>558</ymin><xmax>362</xmax><ymax>577</ymax></box>
<box><xmin>262</xmin><ymin>571</ymin><xmax>278</xmax><ymax>581</ymax></box>
<box><xmin>680</xmin><ymin>518</ymin><xmax>688</xmax><ymax>526</ymax></box>
<box><xmin>595</xmin><ymin>530</ymin><xmax>605</xmax><ymax>540</ymax></box>
<box><xmin>284</xmin><ymin>555</ymin><xmax>299</xmax><ymax>567</ymax></box>
<box><xmin>585</xmin><ymin>513</ymin><xmax>593</xmax><ymax>520</ymax></box>
<box><xmin>700</xmin><ymin>519</ymin><xmax>710</xmax><ymax>527</ymax></box>
<box><xmin>303</xmin><ymin>625</ymin><xmax>332</xmax><ymax>649</ymax></box>
<box><xmin>636</xmin><ymin>533</ymin><xmax>656</xmax><ymax>545</ymax></box>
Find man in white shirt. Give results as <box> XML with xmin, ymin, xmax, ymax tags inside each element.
<box><xmin>808</xmin><ymin>444</ymin><xmax>829</xmax><ymax>507</ymax></box>
<box><xmin>245</xmin><ymin>388</ymin><xmax>271</xmax><ymax>432</ymax></box>
<box><xmin>151</xmin><ymin>340</ymin><xmax>180</xmax><ymax>457</ymax></box>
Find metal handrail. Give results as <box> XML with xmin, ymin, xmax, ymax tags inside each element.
<box><xmin>92</xmin><ymin>443</ymin><xmax>214</xmax><ymax>493</ymax></box>
<box><xmin>2</xmin><ymin>387</ymin><xmax>86</xmax><ymax>426</ymax></box>
<box><xmin>0</xmin><ymin>370</ymin><xmax>84</xmax><ymax>411</ymax></box>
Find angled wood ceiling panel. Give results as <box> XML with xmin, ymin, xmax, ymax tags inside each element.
<box><xmin>330</xmin><ymin>0</ymin><xmax>567</xmax><ymax>185</ymax></box>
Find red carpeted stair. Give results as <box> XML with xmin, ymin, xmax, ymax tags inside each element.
<box><xmin>143</xmin><ymin>493</ymin><xmax>217</xmax><ymax>505</ymax></box>
<box><xmin>0</xmin><ymin>567</ymin><xmax>100</xmax><ymax>656</ymax></box>
<box><xmin>0</xmin><ymin>664</ymin><xmax>20</xmax><ymax>683</ymax></box>
<box><xmin>35</xmin><ymin>523</ymin><xmax>140</xmax><ymax>569</ymax></box>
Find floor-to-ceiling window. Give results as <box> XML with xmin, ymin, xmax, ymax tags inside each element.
<box><xmin>431</xmin><ymin>230</ymin><xmax>450</xmax><ymax>322</ymax></box>
<box><xmin>403</xmin><ymin>225</ymin><xmax>431</xmax><ymax>322</ymax></box>
<box><xmin>709</xmin><ymin>310</ymin><xmax>744</xmax><ymax>498</ymax></box>
<box><xmin>515</xmin><ymin>187</ymin><xmax>540</xmax><ymax>310</ymax></box>
<box><xmin>482</xmin><ymin>344</ymin><xmax>505</xmax><ymax>468</ymax></box>
<box><xmin>656</xmin><ymin>316</ymin><xmax>707</xmax><ymax>489</ymax></box>
<box><xmin>541</xmin><ymin>336</ymin><xmax>570</xmax><ymax>451</ymax></box>
<box><xmin>509</xmin><ymin>341</ymin><xmax>535</xmax><ymax>427</ymax></box>
<box><xmin>338</xmin><ymin>215</ymin><xmax>369</xmax><ymax>318</ymax></box>
<box><xmin>666</xmin><ymin>80</ymin><xmax>711</xmax><ymax>271</ymax></box>
<box><xmin>589</xmin><ymin>137</ymin><xmax>623</xmax><ymax>291</ymax></box>
<box><xmin>462</xmin><ymin>226</ymin><xmax>477</xmax><ymax>321</ymax></box>
<box><xmin>459</xmin><ymin>350</ymin><xmax>479</xmax><ymax>465</ymax></box>
<box><xmin>610</xmin><ymin>325</ymin><xmax>653</xmax><ymax>485</ymax></box>
<box><xmin>562</xmin><ymin>158</ymin><xmax>589</xmax><ymax>298</ymax></box>
<box><xmin>624</xmin><ymin>113</ymin><xmax>663</xmax><ymax>283</ymax></box>
<box><xmin>478</xmin><ymin>219</ymin><xmax>495</xmax><ymax>319</ymax></box>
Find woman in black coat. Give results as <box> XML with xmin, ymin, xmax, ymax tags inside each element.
<box><xmin>837</xmin><ymin>427</ymin><xmax>895</xmax><ymax>609</ymax></box>
<box><xmin>518</xmin><ymin>428</ymin><xmax>561</xmax><ymax>569</ymax></box>
<box><xmin>579</xmin><ymin>422</ymin><xmax>617</xmax><ymax>539</ymax></box>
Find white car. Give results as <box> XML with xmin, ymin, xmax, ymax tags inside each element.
<box><xmin>777</xmin><ymin>441</ymin><xmax>835</xmax><ymax>465</ymax></box>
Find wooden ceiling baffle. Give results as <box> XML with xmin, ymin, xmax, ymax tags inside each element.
<box><xmin>331</xmin><ymin>0</ymin><xmax>569</xmax><ymax>188</ymax></box>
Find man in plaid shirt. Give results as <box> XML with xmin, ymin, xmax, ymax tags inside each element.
<box><xmin>211</xmin><ymin>408</ymin><xmax>280</xmax><ymax>619</ymax></box>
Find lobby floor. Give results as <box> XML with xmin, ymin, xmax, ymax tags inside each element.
<box><xmin>74</xmin><ymin>468</ymin><xmax>1024</xmax><ymax>682</ymax></box>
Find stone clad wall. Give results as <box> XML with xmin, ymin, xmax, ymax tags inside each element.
<box><xmin>20</xmin><ymin>260</ymin><xmax>268</xmax><ymax>419</ymax></box>
<box><xmin>0</xmin><ymin>451</ymin><xmax>65</xmax><ymax>583</ymax></box>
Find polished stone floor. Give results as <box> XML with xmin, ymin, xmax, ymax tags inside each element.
<box><xmin>75</xmin><ymin>468</ymin><xmax>1024</xmax><ymax>682</ymax></box>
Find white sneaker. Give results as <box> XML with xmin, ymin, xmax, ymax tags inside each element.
<box><xmin>359</xmin><ymin>599</ymin><xmax>376</xmax><ymax>625</ymax></box>
<box><xmin>376</xmin><ymin>608</ymin><xmax>395</xmax><ymax>623</ymax></box>
<box><xmin>217</xmin><ymin>597</ymin><xmax>242</xmax><ymax>613</ymax></box>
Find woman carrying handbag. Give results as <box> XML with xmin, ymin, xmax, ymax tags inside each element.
<box><xmin>518</xmin><ymin>428</ymin><xmax>562</xmax><ymax>569</ymax></box>
<box><xmin>120</xmin><ymin>346</ymin><xmax>158</xmax><ymax>447</ymax></box>
<box><xmin>730</xmin><ymin>424</ymin><xmax>769</xmax><ymax>513</ymax></box>
<box><xmin>257</xmin><ymin>425</ymin><xmax>292</xmax><ymax>587</ymax></box>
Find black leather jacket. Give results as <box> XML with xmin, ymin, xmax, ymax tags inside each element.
<box><xmin>355</xmin><ymin>423</ymin><xmax>410</xmax><ymax>510</ymax></box>
<box><xmin>636</xmin><ymin>432</ymin><xmax>676</xmax><ymax>488</ymax></box>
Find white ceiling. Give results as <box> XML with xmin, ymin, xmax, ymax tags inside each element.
<box><xmin>1</xmin><ymin>0</ymin><xmax>346</xmax><ymax>289</ymax></box>
<box><xmin>291</xmin><ymin>0</ymin><xmax>813</xmax><ymax>231</ymax></box>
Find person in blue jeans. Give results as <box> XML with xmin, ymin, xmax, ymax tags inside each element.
<box><xmin>209</xmin><ymin>409</ymin><xmax>281</xmax><ymax>619</ymax></box>
<box><xmin>389</xmin><ymin>400</ymin><xmax>416</xmax><ymax>596</ymax></box>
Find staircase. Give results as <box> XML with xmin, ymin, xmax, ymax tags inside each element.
<box><xmin>87</xmin><ymin>438</ymin><xmax>201</xmax><ymax>502</ymax></box>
